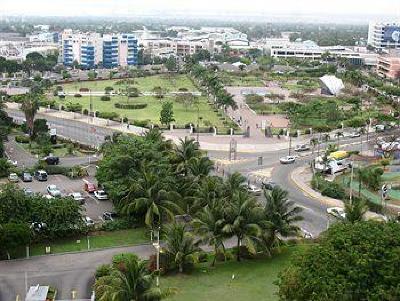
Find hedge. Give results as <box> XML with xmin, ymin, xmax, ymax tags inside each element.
<box><xmin>114</xmin><ymin>103</ymin><xmax>147</xmax><ymax>110</ymax></box>
<box><xmin>15</xmin><ymin>135</ymin><xmax>30</xmax><ymax>143</ymax></box>
<box><xmin>97</xmin><ymin>112</ymin><xmax>119</xmax><ymax>120</ymax></box>
<box><xmin>100</xmin><ymin>96</ymin><xmax>111</xmax><ymax>101</ymax></box>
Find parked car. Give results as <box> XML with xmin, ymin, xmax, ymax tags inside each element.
<box><xmin>22</xmin><ymin>172</ymin><xmax>33</xmax><ymax>182</ymax></box>
<box><xmin>103</xmin><ymin>211</ymin><xmax>117</xmax><ymax>221</ymax></box>
<box><xmin>262</xmin><ymin>181</ymin><xmax>279</xmax><ymax>190</ymax></box>
<box><xmin>43</xmin><ymin>156</ymin><xmax>60</xmax><ymax>165</ymax></box>
<box><xmin>327</xmin><ymin>207</ymin><xmax>346</xmax><ymax>219</ymax></box>
<box><xmin>8</xmin><ymin>173</ymin><xmax>19</xmax><ymax>182</ymax></box>
<box><xmin>68</xmin><ymin>192</ymin><xmax>85</xmax><ymax>204</ymax></box>
<box><xmin>294</xmin><ymin>144</ymin><xmax>310</xmax><ymax>152</ymax></box>
<box><xmin>84</xmin><ymin>182</ymin><xmax>97</xmax><ymax>193</ymax></box>
<box><xmin>375</xmin><ymin>124</ymin><xmax>385</xmax><ymax>132</ymax></box>
<box><xmin>246</xmin><ymin>184</ymin><xmax>262</xmax><ymax>195</ymax></box>
<box><xmin>34</xmin><ymin>170</ymin><xmax>48</xmax><ymax>181</ymax></box>
<box><xmin>23</xmin><ymin>187</ymin><xmax>34</xmax><ymax>197</ymax></box>
<box><xmin>349</xmin><ymin>131</ymin><xmax>361</xmax><ymax>138</ymax></box>
<box><xmin>83</xmin><ymin>216</ymin><xmax>95</xmax><ymax>227</ymax></box>
<box><xmin>279</xmin><ymin>156</ymin><xmax>296</xmax><ymax>164</ymax></box>
<box><xmin>47</xmin><ymin>184</ymin><xmax>62</xmax><ymax>197</ymax></box>
<box><xmin>94</xmin><ymin>190</ymin><xmax>109</xmax><ymax>200</ymax></box>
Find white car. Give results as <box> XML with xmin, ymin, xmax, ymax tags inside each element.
<box><xmin>349</xmin><ymin>132</ymin><xmax>361</xmax><ymax>138</ymax></box>
<box><xmin>47</xmin><ymin>185</ymin><xmax>62</xmax><ymax>197</ymax></box>
<box><xmin>8</xmin><ymin>173</ymin><xmax>19</xmax><ymax>182</ymax></box>
<box><xmin>294</xmin><ymin>144</ymin><xmax>310</xmax><ymax>152</ymax></box>
<box><xmin>69</xmin><ymin>192</ymin><xmax>85</xmax><ymax>204</ymax></box>
<box><xmin>280</xmin><ymin>156</ymin><xmax>296</xmax><ymax>164</ymax></box>
<box><xmin>94</xmin><ymin>190</ymin><xmax>109</xmax><ymax>200</ymax></box>
<box><xmin>83</xmin><ymin>216</ymin><xmax>95</xmax><ymax>227</ymax></box>
<box><xmin>327</xmin><ymin>207</ymin><xmax>346</xmax><ymax>219</ymax></box>
<box><xmin>247</xmin><ymin>184</ymin><xmax>262</xmax><ymax>195</ymax></box>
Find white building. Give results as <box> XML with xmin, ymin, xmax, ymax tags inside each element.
<box><xmin>270</xmin><ymin>40</ymin><xmax>378</xmax><ymax>66</ymax></box>
<box><xmin>368</xmin><ymin>22</ymin><xmax>400</xmax><ymax>50</ymax></box>
<box><xmin>61</xmin><ymin>30</ymin><xmax>138</xmax><ymax>68</ymax></box>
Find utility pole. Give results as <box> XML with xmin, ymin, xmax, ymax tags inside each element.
<box><xmin>151</xmin><ymin>227</ymin><xmax>161</xmax><ymax>287</ymax></box>
<box><xmin>349</xmin><ymin>161</ymin><xmax>354</xmax><ymax>204</ymax></box>
<box><xmin>196</xmin><ymin>101</ymin><xmax>200</xmax><ymax>142</ymax></box>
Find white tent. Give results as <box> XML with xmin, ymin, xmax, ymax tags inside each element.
<box><xmin>319</xmin><ymin>75</ymin><xmax>344</xmax><ymax>96</ymax></box>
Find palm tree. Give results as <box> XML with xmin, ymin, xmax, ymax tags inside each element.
<box><xmin>164</xmin><ymin>223</ymin><xmax>201</xmax><ymax>273</ymax></box>
<box><xmin>193</xmin><ymin>200</ymin><xmax>227</xmax><ymax>266</ymax></box>
<box><xmin>94</xmin><ymin>254</ymin><xmax>161</xmax><ymax>301</ymax></box>
<box><xmin>174</xmin><ymin>137</ymin><xmax>201</xmax><ymax>175</ymax></box>
<box><xmin>335</xmin><ymin>131</ymin><xmax>344</xmax><ymax>149</ymax></box>
<box><xmin>187</xmin><ymin>156</ymin><xmax>214</xmax><ymax>178</ymax></box>
<box><xmin>343</xmin><ymin>198</ymin><xmax>368</xmax><ymax>223</ymax></box>
<box><xmin>223</xmin><ymin>172</ymin><xmax>247</xmax><ymax>199</ymax></box>
<box><xmin>223</xmin><ymin>191</ymin><xmax>261</xmax><ymax>261</ymax></box>
<box><xmin>21</xmin><ymin>96</ymin><xmax>39</xmax><ymax>138</ymax></box>
<box><xmin>122</xmin><ymin>168</ymin><xmax>182</xmax><ymax>229</ymax></box>
<box><xmin>259</xmin><ymin>187</ymin><xmax>303</xmax><ymax>255</ymax></box>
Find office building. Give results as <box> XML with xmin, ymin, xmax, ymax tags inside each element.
<box><xmin>61</xmin><ymin>30</ymin><xmax>138</xmax><ymax>69</ymax></box>
<box><xmin>368</xmin><ymin>22</ymin><xmax>400</xmax><ymax>50</ymax></box>
<box><xmin>377</xmin><ymin>51</ymin><xmax>400</xmax><ymax>79</ymax></box>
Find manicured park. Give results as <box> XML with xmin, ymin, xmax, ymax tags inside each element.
<box><xmin>162</xmin><ymin>247</ymin><xmax>300</xmax><ymax>301</ymax></box>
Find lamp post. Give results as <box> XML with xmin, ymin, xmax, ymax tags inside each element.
<box><xmin>151</xmin><ymin>227</ymin><xmax>161</xmax><ymax>287</ymax></box>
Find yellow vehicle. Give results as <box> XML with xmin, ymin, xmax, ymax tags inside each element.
<box><xmin>328</xmin><ymin>151</ymin><xmax>349</xmax><ymax>161</ymax></box>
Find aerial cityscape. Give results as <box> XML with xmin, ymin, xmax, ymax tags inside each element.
<box><xmin>1</xmin><ymin>0</ymin><xmax>400</xmax><ymax>300</ymax></box>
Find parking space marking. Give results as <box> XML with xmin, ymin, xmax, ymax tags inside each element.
<box><xmin>87</xmin><ymin>194</ymin><xmax>99</xmax><ymax>204</ymax></box>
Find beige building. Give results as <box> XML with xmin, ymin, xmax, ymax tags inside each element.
<box><xmin>377</xmin><ymin>52</ymin><xmax>400</xmax><ymax>79</ymax></box>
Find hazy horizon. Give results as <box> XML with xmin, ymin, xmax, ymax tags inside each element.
<box><xmin>2</xmin><ymin>0</ymin><xmax>400</xmax><ymax>24</ymax></box>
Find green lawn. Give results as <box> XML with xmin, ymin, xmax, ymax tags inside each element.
<box><xmin>162</xmin><ymin>247</ymin><xmax>300</xmax><ymax>301</ymax></box>
<box><xmin>9</xmin><ymin>228</ymin><xmax>148</xmax><ymax>259</ymax></box>
<box><xmin>19</xmin><ymin>141</ymin><xmax>86</xmax><ymax>157</ymax></box>
<box><xmin>52</xmin><ymin>95</ymin><xmax>232</xmax><ymax>128</ymax></box>
<box><xmin>219</xmin><ymin>73</ymin><xmax>265</xmax><ymax>87</ymax></box>
<box><xmin>61</xmin><ymin>74</ymin><xmax>198</xmax><ymax>92</ymax></box>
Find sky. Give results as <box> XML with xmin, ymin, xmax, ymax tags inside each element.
<box><xmin>2</xmin><ymin>0</ymin><xmax>400</xmax><ymax>19</ymax></box>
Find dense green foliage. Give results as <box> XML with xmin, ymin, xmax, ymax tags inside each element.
<box><xmin>277</xmin><ymin>221</ymin><xmax>400</xmax><ymax>301</ymax></box>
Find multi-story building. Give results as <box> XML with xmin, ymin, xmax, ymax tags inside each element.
<box><xmin>141</xmin><ymin>38</ymin><xmax>214</xmax><ymax>58</ymax></box>
<box><xmin>368</xmin><ymin>22</ymin><xmax>400</xmax><ymax>50</ymax></box>
<box><xmin>377</xmin><ymin>51</ymin><xmax>400</xmax><ymax>79</ymax></box>
<box><xmin>61</xmin><ymin>30</ymin><xmax>138</xmax><ymax>69</ymax></box>
<box><xmin>102</xmin><ymin>34</ymin><xmax>138</xmax><ymax>68</ymax></box>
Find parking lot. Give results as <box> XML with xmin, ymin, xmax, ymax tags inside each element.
<box><xmin>16</xmin><ymin>174</ymin><xmax>113</xmax><ymax>222</ymax></box>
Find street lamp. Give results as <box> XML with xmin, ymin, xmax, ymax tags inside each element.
<box><xmin>151</xmin><ymin>227</ymin><xmax>161</xmax><ymax>287</ymax></box>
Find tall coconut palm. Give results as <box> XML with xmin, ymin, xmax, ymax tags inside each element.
<box><xmin>174</xmin><ymin>137</ymin><xmax>201</xmax><ymax>175</ymax></box>
<box><xmin>164</xmin><ymin>223</ymin><xmax>201</xmax><ymax>273</ymax></box>
<box><xmin>335</xmin><ymin>131</ymin><xmax>344</xmax><ymax>149</ymax></box>
<box><xmin>259</xmin><ymin>187</ymin><xmax>303</xmax><ymax>254</ymax></box>
<box><xmin>94</xmin><ymin>253</ymin><xmax>161</xmax><ymax>301</ymax></box>
<box><xmin>192</xmin><ymin>200</ymin><xmax>227</xmax><ymax>266</ymax></box>
<box><xmin>187</xmin><ymin>156</ymin><xmax>214</xmax><ymax>178</ymax></box>
<box><xmin>122</xmin><ymin>168</ymin><xmax>182</xmax><ymax>229</ymax></box>
<box><xmin>223</xmin><ymin>191</ymin><xmax>261</xmax><ymax>261</ymax></box>
<box><xmin>21</xmin><ymin>96</ymin><xmax>39</xmax><ymax>137</ymax></box>
<box><xmin>223</xmin><ymin>172</ymin><xmax>247</xmax><ymax>199</ymax></box>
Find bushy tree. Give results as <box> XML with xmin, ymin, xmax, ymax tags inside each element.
<box><xmin>160</xmin><ymin>101</ymin><xmax>175</xmax><ymax>126</ymax></box>
<box><xmin>277</xmin><ymin>221</ymin><xmax>400</xmax><ymax>301</ymax></box>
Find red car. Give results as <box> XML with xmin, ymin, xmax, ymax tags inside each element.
<box><xmin>84</xmin><ymin>182</ymin><xmax>96</xmax><ymax>193</ymax></box>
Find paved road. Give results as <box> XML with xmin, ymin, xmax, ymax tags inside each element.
<box><xmin>0</xmin><ymin>244</ymin><xmax>154</xmax><ymax>300</ymax></box>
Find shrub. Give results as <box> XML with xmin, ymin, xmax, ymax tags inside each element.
<box><xmin>132</xmin><ymin>120</ymin><xmax>150</xmax><ymax>128</ymax></box>
<box><xmin>311</xmin><ymin>174</ymin><xmax>345</xmax><ymax>200</ymax></box>
<box><xmin>97</xmin><ymin>112</ymin><xmax>119</xmax><ymax>120</ymax></box>
<box><xmin>65</xmin><ymin>102</ymin><xmax>83</xmax><ymax>112</ymax></box>
<box><xmin>100</xmin><ymin>96</ymin><xmax>111</xmax><ymax>101</ymax></box>
<box><xmin>114</xmin><ymin>103</ymin><xmax>147</xmax><ymax>110</ymax></box>
<box><xmin>95</xmin><ymin>264</ymin><xmax>111</xmax><ymax>279</ymax></box>
<box><xmin>100</xmin><ymin>219</ymin><xmax>130</xmax><ymax>231</ymax></box>
<box><xmin>83</xmin><ymin>109</ymin><xmax>89</xmax><ymax>115</ymax></box>
<box><xmin>15</xmin><ymin>135</ymin><xmax>30</xmax><ymax>144</ymax></box>
<box><xmin>44</xmin><ymin>165</ymin><xmax>70</xmax><ymax>175</ymax></box>
<box><xmin>74</xmin><ymin>93</ymin><xmax>82</xmax><ymax>98</ymax></box>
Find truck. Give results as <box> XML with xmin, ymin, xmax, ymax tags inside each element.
<box><xmin>314</xmin><ymin>151</ymin><xmax>351</xmax><ymax>174</ymax></box>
